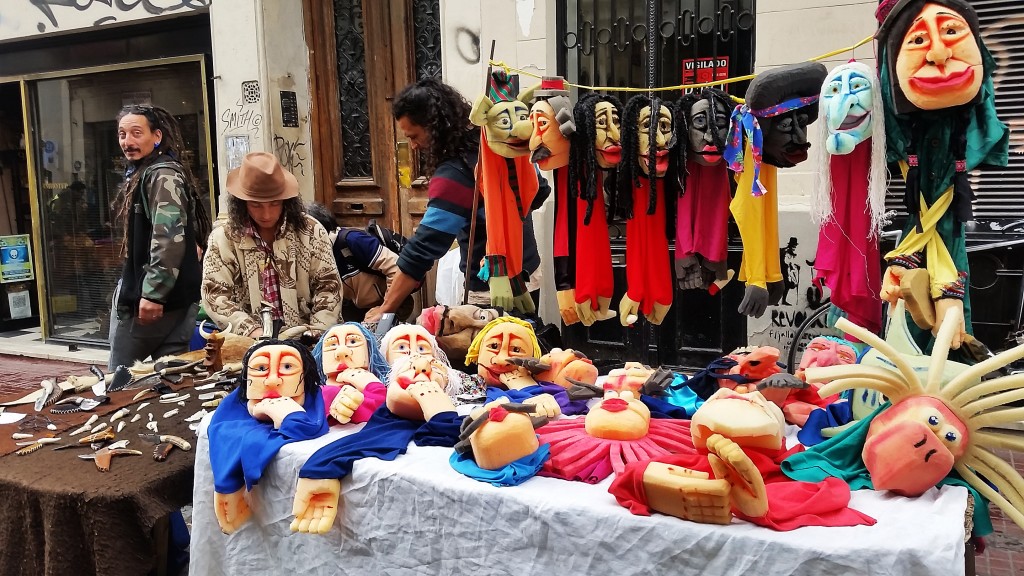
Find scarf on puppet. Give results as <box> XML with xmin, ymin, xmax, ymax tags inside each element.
<box><xmin>567</xmin><ymin>92</ymin><xmax>622</xmax><ymax>326</ymax></box>
<box><xmin>672</xmin><ymin>87</ymin><xmax>737</xmax><ymax>293</ymax></box>
<box><xmin>616</xmin><ymin>94</ymin><xmax>677</xmax><ymax>327</ymax></box>
<box><xmin>876</xmin><ymin>0</ymin><xmax>1009</xmax><ymax>350</ymax></box>
<box><xmin>469</xmin><ymin>71</ymin><xmax>541</xmax><ymax>314</ymax></box>
<box><xmin>313</xmin><ymin>322</ymin><xmax>390</xmax><ymax>425</ymax></box>
<box><xmin>208</xmin><ymin>339</ymin><xmax>328</xmax><ymax>494</ymax></box>
<box><xmin>810</xmin><ymin>61</ymin><xmax>887</xmax><ymax>335</ymax></box>
<box><xmin>522</xmin><ymin>77</ymin><xmax>580</xmax><ymax>325</ymax></box>
<box><xmin>724</xmin><ymin>62</ymin><xmax>828</xmax><ymax>319</ymax></box>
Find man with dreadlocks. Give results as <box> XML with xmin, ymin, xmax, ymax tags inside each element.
<box><xmin>109</xmin><ymin>104</ymin><xmax>212</xmax><ymax>370</ymax></box>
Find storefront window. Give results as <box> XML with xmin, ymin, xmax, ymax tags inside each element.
<box><xmin>28</xmin><ymin>59</ymin><xmax>210</xmax><ymax>344</ymax></box>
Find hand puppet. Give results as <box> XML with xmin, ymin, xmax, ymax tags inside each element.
<box><xmin>567</xmin><ymin>93</ymin><xmax>622</xmax><ymax>325</ymax></box>
<box><xmin>313</xmin><ymin>322</ymin><xmax>390</xmax><ymax>425</ymax></box>
<box><xmin>783</xmin><ymin>336</ymin><xmax>854</xmax><ymax>426</ymax></box>
<box><xmin>672</xmin><ymin>88</ymin><xmax>736</xmax><ymax>292</ymax></box>
<box><xmin>207</xmin><ymin>339</ymin><xmax>328</xmax><ymax>534</ymax></box>
<box><xmin>470</xmin><ymin>71</ymin><xmax>541</xmax><ymax>313</ymax></box>
<box><xmin>724</xmin><ymin>62</ymin><xmax>827</xmax><ymax>318</ymax></box>
<box><xmin>875</xmin><ymin>0</ymin><xmax>1009</xmax><ymax>352</ymax></box>
<box><xmin>811</xmin><ymin>61</ymin><xmax>886</xmax><ymax>335</ymax></box>
<box><xmin>417</xmin><ymin>303</ymin><xmax>501</xmax><ymax>368</ymax></box>
<box><xmin>450</xmin><ymin>399</ymin><xmax>551</xmax><ymax>486</ymax></box>
<box><xmin>616</xmin><ymin>94</ymin><xmax>677</xmax><ymax>326</ymax></box>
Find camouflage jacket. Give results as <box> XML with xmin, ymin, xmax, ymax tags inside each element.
<box><xmin>201</xmin><ymin>214</ymin><xmax>343</xmax><ymax>336</ymax></box>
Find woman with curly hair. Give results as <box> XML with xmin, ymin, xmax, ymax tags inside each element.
<box><xmin>201</xmin><ymin>152</ymin><xmax>342</xmax><ymax>338</ymax></box>
<box><xmin>364</xmin><ymin>78</ymin><xmax>548</xmax><ymax>322</ymax></box>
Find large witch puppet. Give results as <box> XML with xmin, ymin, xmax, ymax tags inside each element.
<box><xmin>521</xmin><ymin>76</ymin><xmax>580</xmax><ymax>325</ymax></box>
<box><xmin>470</xmin><ymin>71</ymin><xmax>541</xmax><ymax>314</ymax></box>
<box><xmin>567</xmin><ymin>92</ymin><xmax>623</xmax><ymax>326</ymax></box>
<box><xmin>875</xmin><ymin>0</ymin><xmax>1009</xmax><ymax>352</ymax></box>
<box><xmin>673</xmin><ymin>87</ymin><xmax>737</xmax><ymax>292</ymax></box>
<box><xmin>616</xmin><ymin>94</ymin><xmax>677</xmax><ymax>326</ymax></box>
<box><xmin>207</xmin><ymin>339</ymin><xmax>328</xmax><ymax>534</ymax></box>
<box><xmin>811</xmin><ymin>61</ymin><xmax>887</xmax><ymax>335</ymax></box>
<box><xmin>724</xmin><ymin>62</ymin><xmax>828</xmax><ymax>318</ymax></box>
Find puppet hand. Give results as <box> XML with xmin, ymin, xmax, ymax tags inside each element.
<box><xmin>706</xmin><ymin>433</ymin><xmax>768</xmax><ymax>518</ymax></box>
<box><xmin>556</xmin><ymin>290</ymin><xmax>581</xmax><ymax>325</ymax></box>
<box><xmin>675</xmin><ymin>256</ymin><xmax>705</xmax><ymax>290</ymax></box>
<box><xmin>512</xmin><ymin>291</ymin><xmax>536</xmax><ymax>314</ymax></box>
<box><xmin>934</xmin><ymin>298</ymin><xmax>966</xmax><ymax>350</ymax></box>
<box><xmin>758</xmin><ymin>372</ymin><xmax>809</xmax><ymax>391</ymax></box>
<box><xmin>880</xmin><ymin>265</ymin><xmax>907</xmax><ymax>307</ymax></box>
<box><xmin>214</xmin><ymin>488</ymin><xmax>252</xmax><ymax>534</ymax></box>
<box><xmin>647</xmin><ymin>302</ymin><xmax>672</xmax><ymax>325</ymax></box>
<box><xmin>642</xmin><ymin>367</ymin><xmax>676</xmax><ymax>396</ymax></box>
<box><xmin>766</xmin><ymin>281</ymin><xmax>785</xmax><ymax>306</ymax></box>
<box><xmin>290</xmin><ymin>478</ymin><xmax>342</xmax><ymax>534</ymax></box>
<box><xmin>335</xmin><ymin>368</ymin><xmax>379</xmax><ymax>392</ymax></box>
<box><xmin>252</xmin><ymin>396</ymin><xmax>304</xmax><ymax>429</ymax></box>
<box><xmin>406</xmin><ymin>379</ymin><xmax>456</xmax><ymax>421</ymax></box>
<box><xmin>576</xmin><ymin>298</ymin><xmax>616</xmax><ymax>326</ymax></box>
<box><xmin>524</xmin><ymin>393</ymin><xmax>562</xmax><ymax>419</ymax></box>
<box><xmin>618</xmin><ymin>294</ymin><xmax>641</xmax><ymax>326</ymax></box>
<box><xmin>737</xmin><ymin>285</ymin><xmax>770</xmax><ymax>318</ymax></box>
<box><xmin>470</xmin><ymin>396</ymin><xmax>511</xmax><ymax>420</ymax></box>
<box><xmin>506</xmin><ymin>356</ymin><xmax>551</xmax><ymax>375</ymax></box>
<box><xmin>489</xmin><ymin>275</ymin><xmax>515</xmax><ymax>310</ymax></box>
<box><xmin>328</xmin><ymin>385</ymin><xmax>365</xmax><ymax>424</ymax></box>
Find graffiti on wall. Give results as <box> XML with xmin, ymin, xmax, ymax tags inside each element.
<box><xmin>30</xmin><ymin>0</ymin><xmax>210</xmax><ymax>32</ymax></box>
<box><xmin>273</xmin><ymin>135</ymin><xmax>306</xmax><ymax>177</ymax></box>
<box><xmin>221</xmin><ymin>98</ymin><xmax>263</xmax><ymax>136</ymax></box>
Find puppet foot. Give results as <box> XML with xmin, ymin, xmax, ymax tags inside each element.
<box><xmin>291</xmin><ymin>478</ymin><xmax>342</xmax><ymax>534</ymax></box>
<box><xmin>707</xmin><ymin>433</ymin><xmax>768</xmax><ymax>518</ymax></box>
<box><xmin>214</xmin><ymin>488</ymin><xmax>252</xmax><ymax>534</ymax></box>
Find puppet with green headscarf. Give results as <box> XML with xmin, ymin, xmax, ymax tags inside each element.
<box><xmin>875</xmin><ymin>0</ymin><xmax>1008</xmax><ymax>355</ymax></box>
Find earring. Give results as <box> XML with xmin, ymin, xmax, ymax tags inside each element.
<box><xmin>154</xmin><ymin>141</ymin><xmax>161</xmax><ymax>148</ymax></box>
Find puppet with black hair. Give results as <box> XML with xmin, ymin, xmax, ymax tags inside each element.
<box><xmin>207</xmin><ymin>338</ymin><xmax>329</xmax><ymax>534</ymax></box>
<box><xmin>811</xmin><ymin>61</ymin><xmax>887</xmax><ymax>336</ymax></box>
<box><xmin>616</xmin><ymin>94</ymin><xmax>677</xmax><ymax>326</ymax></box>
<box><xmin>567</xmin><ymin>92</ymin><xmax>622</xmax><ymax>326</ymax></box>
<box><xmin>470</xmin><ymin>71</ymin><xmax>541</xmax><ymax>314</ymax></box>
<box><xmin>874</xmin><ymin>0</ymin><xmax>1009</xmax><ymax>353</ymax></box>
<box><xmin>522</xmin><ymin>77</ymin><xmax>581</xmax><ymax>325</ymax></box>
<box><xmin>673</xmin><ymin>88</ymin><xmax>737</xmax><ymax>293</ymax></box>
<box><xmin>724</xmin><ymin>62</ymin><xmax>828</xmax><ymax>318</ymax></box>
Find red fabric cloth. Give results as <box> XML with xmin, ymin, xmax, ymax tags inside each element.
<box><xmin>676</xmin><ymin>160</ymin><xmax>731</xmax><ymax>265</ymax></box>
<box><xmin>814</xmin><ymin>142</ymin><xmax>882</xmax><ymax>334</ymax></box>
<box><xmin>608</xmin><ymin>444</ymin><xmax>876</xmax><ymax>531</ymax></box>
<box><xmin>625</xmin><ymin>179</ymin><xmax>672</xmax><ymax>315</ymax></box>
<box><xmin>574</xmin><ymin>171</ymin><xmax>615</xmax><ymax>307</ymax></box>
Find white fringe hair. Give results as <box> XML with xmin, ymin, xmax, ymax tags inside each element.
<box><xmin>812</xmin><ymin>61</ymin><xmax>888</xmax><ymax>238</ymax></box>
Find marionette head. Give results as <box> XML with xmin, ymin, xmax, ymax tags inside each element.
<box><xmin>239</xmin><ymin>339</ymin><xmax>320</xmax><ymax>416</ymax></box>
<box><xmin>617</xmin><ymin>94</ymin><xmax>676</xmax><ymax>217</ymax></box>
<box><xmin>455</xmin><ymin>402</ymin><xmax>545</xmax><ymax>470</ymax></box>
<box><xmin>464</xmin><ymin>316</ymin><xmax>541</xmax><ymax>386</ymax></box>
<box><xmin>313</xmin><ymin>322</ymin><xmax>390</xmax><ymax>383</ymax></box>
<box><xmin>604</xmin><ymin>362</ymin><xmax>658</xmax><ymax>395</ymax></box>
<box><xmin>690</xmin><ymin>387</ymin><xmax>786</xmax><ymax>452</ymax></box>
<box><xmin>821</xmin><ymin>62</ymin><xmax>878</xmax><ymax>155</ymax></box>
<box><xmin>523</xmin><ymin>76</ymin><xmax>575</xmax><ymax>170</ymax></box>
<box><xmin>592</xmin><ymin>98</ymin><xmax>623</xmax><ymax>169</ymax></box>
<box><xmin>795</xmin><ymin>336</ymin><xmax>859</xmax><ymax>381</ymax></box>
<box><xmin>876</xmin><ymin>0</ymin><xmax>984</xmax><ymax>114</ymax></box>
<box><xmin>379</xmin><ymin>324</ymin><xmax>446</xmax><ymax>365</ymax></box>
<box><xmin>675</xmin><ymin>88</ymin><xmax>734</xmax><ymax>167</ymax></box>
<box><xmin>534</xmin><ymin>348</ymin><xmax>598</xmax><ymax>389</ymax></box>
<box><xmin>745</xmin><ymin>62</ymin><xmax>827</xmax><ymax>168</ymax></box>
<box><xmin>384</xmin><ymin>353</ymin><xmax>460</xmax><ymax>420</ymax></box>
<box><xmin>417</xmin><ymin>304</ymin><xmax>502</xmax><ymax>367</ymax></box>
<box><xmin>584</xmin><ymin>387</ymin><xmax>652</xmax><ymax>441</ymax></box>
<box><xmin>470</xmin><ymin>71</ymin><xmax>532</xmax><ymax>158</ymax></box>
<box><xmin>568</xmin><ymin>92</ymin><xmax>623</xmax><ymax>223</ymax></box>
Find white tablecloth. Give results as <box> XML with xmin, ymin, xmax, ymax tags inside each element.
<box><xmin>189</xmin><ymin>415</ymin><xmax>968</xmax><ymax>576</ymax></box>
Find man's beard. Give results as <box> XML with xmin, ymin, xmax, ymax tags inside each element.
<box><xmin>530</xmin><ymin>145</ymin><xmax>552</xmax><ymax>164</ymax></box>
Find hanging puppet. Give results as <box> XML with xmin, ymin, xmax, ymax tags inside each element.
<box><xmin>616</xmin><ymin>94</ymin><xmax>676</xmax><ymax>326</ymax></box>
<box><xmin>811</xmin><ymin>61</ymin><xmax>887</xmax><ymax>335</ymax></box>
<box><xmin>567</xmin><ymin>93</ymin><xmax>622</xmax><ymax>326</ymax></box>
<box><xmin>313</xmin><ymin>322</ymin><xmax>390</xmax><ymax>426</ymax></box>
<box><xmin>522</xmin><ymin>77</ymin><xmax>580</xmax><ymax>325</ymax></box>
<box><xmin>207</xmin><ymin>339</ymin><xmax>328</xmax><ymax>534</ymax></box>
<box><xmin>724</xmin><ymin>62</ymin><xmax>828</xmax><ymax>318</ymax></box>
<box><xmin>672</xmin><ymin>87</ymin><xmax>736</xmax><ymax>293</ymax></box>
<box><xmin>291</xmin><ymin>352</ymin><xmax>465</xmax><ymax>535</ymax></box>
<box><xmin>785</xmin><ymin>298</ymin><xmax>1024</xmax><ymax>536</ymax></box>
<box><xmin>874</xmin><ymin>0</ymin><xmax>1009</xmax><ymax>354</ymax></box>
<box><xmin>470</xmin><ymin>71</ymin><xmax>541</xmax><ymax>314</ymax></box>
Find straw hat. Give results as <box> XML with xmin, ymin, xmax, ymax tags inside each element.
<box><xmin>226</xmin><ymin>152</ymin><xmax>299</xmax><ymax>201</ymax></box>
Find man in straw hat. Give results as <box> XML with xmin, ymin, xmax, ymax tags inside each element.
<box><xmin>201</xmin><ymin>152</ymin><xmax>342</xmax><ymax>338</ymax></box>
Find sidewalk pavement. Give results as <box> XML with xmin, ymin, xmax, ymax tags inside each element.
<box><xmin>0</xmin><ymin>326</ymin><xmax>109</xmax><ymax>366</ymax></box>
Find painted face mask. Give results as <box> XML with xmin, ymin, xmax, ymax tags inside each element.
<box><xmin>320</xmin><ymin>324</ymin><xmax>370</xmax><ymax>377</ymax></box>
<box><xmin>822</xmin><ymin>66</ymin><xmax>875</xmax><ymax>155</ymax></box>
<box><xmin>594</xmin><ymin>100</ymin><xmax>622</xmax><ymax>169</ymax></box>
<box><xmin>687</xmin><ymin>98</ymin><xmax>731</xmax><ymax>166</ymax></box>
<box><xmin>894</xmin><ymin>2</ymin><xmax>983</xmax><ymax>111</ymax></box>
<box><xmin>245</xmin><ymin>344</ymin><xmax>306</xmax><ymax>413</ymax></box>
<box><xmin>637</xmin><ymin>104</ymin><xmax>674</xmax><ymax>177</ymax></box>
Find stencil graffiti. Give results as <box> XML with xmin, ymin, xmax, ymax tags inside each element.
<box><xmin>273</xmin><ymin>136</ymin><xmax>307</xmax><ymax>177</ymax></box>
<box><xmin>31</xmin><ymin>0</ymin><xmax>210</xmax><ymax>31</ymax></box>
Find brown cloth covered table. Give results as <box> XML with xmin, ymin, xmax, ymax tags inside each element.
<box><xmin>0</xmin><ymin>384</ymin><xmax>208</xmax><ymax>576</ymax></box>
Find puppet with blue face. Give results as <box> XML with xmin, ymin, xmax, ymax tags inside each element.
<box><xmin>821</xmin><ymin>65</ymin><xmax>876</xmax><ymax>156</ymax></box>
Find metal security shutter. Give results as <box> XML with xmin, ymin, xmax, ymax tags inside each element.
<box><xmin>884</xmin><ymin>0</ymin><xmax>1024</xmax><ymax>227</ymax></box>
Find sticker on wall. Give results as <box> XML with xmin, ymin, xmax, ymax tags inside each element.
<box><xmin>0</xmin><ymin>234</ymin><xmax>34</xmax><ymax>284</ymax></box>
<box><xmin>225</xmin><ymin>135</ymin><xmax>250</xmax><ymax>171</ymax></box>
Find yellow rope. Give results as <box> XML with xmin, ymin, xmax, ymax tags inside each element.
<box><xmin>489</xmin><ymin>34</ymin><xmax>874</xmax><ymax>93</ymax></box>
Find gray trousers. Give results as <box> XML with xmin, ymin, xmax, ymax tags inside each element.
<box><xmin>108</xmin><ymin>281</ymin><xmax>199</xmax><ymax>370</ymax></box>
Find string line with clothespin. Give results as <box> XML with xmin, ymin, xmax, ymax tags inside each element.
<box><xmin>489</xmin><ymin>34</ymin><xmax>874</xmax><ymax>93</ymax></box>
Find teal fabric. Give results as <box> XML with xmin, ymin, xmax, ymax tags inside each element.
<box><xmin>781</xmin><ymin>404</ymin><xmax>993</xmax><ymax>536</ymax></box>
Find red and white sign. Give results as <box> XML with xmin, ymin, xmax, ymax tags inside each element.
<box><xmin>682</xmin><ymin>56</ymin><xmax>730</xmax><ymax>91</ymax></box>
